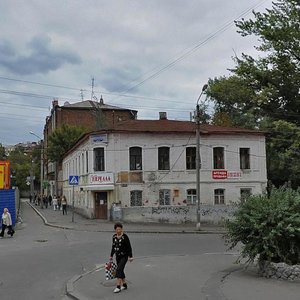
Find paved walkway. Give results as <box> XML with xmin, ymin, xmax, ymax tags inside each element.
<box><xmin>26</xmin><ymin>200</ymin><xmax>300</xmax><ymax>300</ymax></box>
<box><xmin>27</xmin><ymin>201</ymin><xmax>225</xmax><ymax>234</ymax></box>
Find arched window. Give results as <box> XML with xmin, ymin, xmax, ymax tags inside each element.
<box><xmin>158</xmin><ymin>147</ymin><xmax>170</xmax><ymax>170</ymax></box>
<box><xmin>186</xmin><ymin>147</ymin><xmax>196</xmax><ymax>170</ymax></box>
<box><xmin>213</xmin><ymin>147</ymin><xmax>224</xmax><ymax>169</ymax></box>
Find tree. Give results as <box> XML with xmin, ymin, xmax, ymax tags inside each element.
<box><xmin>47</xmin><ymin>124</ymin><xmax>87</xmax><ymax>163</ymax></box>
<box><xmin>9</xmin><ymin>147</ymin><xmax>32</xmax><ymax>192</ymax></box>
<box><xmin>207</xmin><ymin>0</ymin><xmax>300</xmax><ymax>186</ymax></box>
<box><xmin>233</xmin><ymin>0</ymin><xmax>300</xmax><ymax>125</ymax></box>
<box><xmin>225</xmin><ymin>187</ymin><xmax>300</xmax><ymax>265</ymax></box>
<box><xmin>208</xmin><ymin>76</ymin><xmax>261</xmax><ymax>128</ymax></box>
<box><xmin>264</xmin><ymin>120</ymin><xmax>300</xmax><ymax>187</ymax></box>
<box><xmin>0</xmin><ymin>143</ymin><xmax>6</xmax><ymax>160</ymax></box>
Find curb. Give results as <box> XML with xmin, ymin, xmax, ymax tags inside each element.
<box><xmin>66</xmin><ymin>265</ymin><xmax>105</xmax><ymax>300</ymax></box>
<box><xmin>66</xmin><ymin>274</ymin><xmax>86</xmax><ymax>300</ymax></box>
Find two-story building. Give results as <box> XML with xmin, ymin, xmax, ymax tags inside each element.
<box><xmin>62</xmin><ymin>114</ymin><xmax>267</xmax><ymax>224</ymax></box>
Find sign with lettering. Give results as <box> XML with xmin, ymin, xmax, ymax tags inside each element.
<box><xmin>212</xmin><ymin>170</ymin><xmax>227</xmax><ymax>179</ymax></box>
<box><xmin>89</xmin><ymin>173</ymin><xmax>114</xmax><ymax>185</ymax></box>
<box><xmin>90</xmin><ymin>134</ymin><xmax>108</xmax><ymax>144</ymax></box>
<box><xmin>227</xmin><ymin>171</ymin><xmax>242</xmax><ymax>179</ymax></box>
<box><xmin>212</xmin><ymin>170</ymin><xmax>242</xmax><ymax>180</ymax></box>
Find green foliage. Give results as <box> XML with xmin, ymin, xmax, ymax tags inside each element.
<box><xmin>264</xmin><ymin>120</ymin><xmax>300</xmax><ymax>187</ymax></box>
<box><xmin>9</xmin><ymin>147</ymin><xmax>32</xmax><ymax>191</ymax></box>
<box><xmin>47</xmin><ymin>124</ymin><xmax>87</xmax><ymax>163</ymax></box>
<box><xmin>225</xmin><ymin>187</ymin><xmax>300</xmax><ymax>265</ymax></box>
<box><xmin>207</xmin><ymin>76</ymin><xmax>261</xmax><ymax>128</ymax></box>
<box><xmin>0</xmin><ymin>143</ymin><xmax>6</xmax><ymax>160</ymax></box>
<box><xmin>233</xmin><ymin>0</ymin><xmax>300</xmax><ymax>125</ymax></box>
<box><xmin>207</xmin><ymin>0</ymin><xmax>300</xmax><ymax>187</ymax></box>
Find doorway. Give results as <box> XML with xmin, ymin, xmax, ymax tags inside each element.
<box><xmin>95</xmin><ymin>192</ymin><xmax>108</xmax><ymax>219</ymax></box>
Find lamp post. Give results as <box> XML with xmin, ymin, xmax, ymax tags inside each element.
<box><xmin>30</xmin><ymin>131</ymin><xmax>44</xmax><ymax>208</ymax></box>
<box><xmin>195</xmin><ymin>84</ymin><xmax>208</xmax><ymax>230</ymax></box>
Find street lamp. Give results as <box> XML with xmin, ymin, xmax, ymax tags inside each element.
<box><xmin>30</xmin><ymin>131</ymin><xmax>44</xmax><ymax>208</ymax></box>
<box><xmin>195</xmin><ymin>84</ymin><xmax>208</xmax><ymax>230</ymax></box>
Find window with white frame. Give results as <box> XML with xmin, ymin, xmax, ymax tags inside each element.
<box><xmin>158</xmin><ymin>147</ymin><xmax>170</xmax><ymax>170</ymax></box>
<box><xmin>240</xmin><ymin>148</ymin><xmax>250</xmax><ymax>169</ymax></box>
<box><xmin>214</xmin><ymin>189</ymin><xmax>225</xmax><ymax>204</ymax></box>
<box><xmin>186</xmin><ymin>189</ymin><xmax>197</xmax><ymax>205</ymax></box>
<box><xmin>213</xmin><ymin>147</ymin><xmax>224</xmax><ymax>169</ymax></box>
<box><xmin>159</xmin><ymin>189</ymin><xmax>170</xmax><ymax>205</ymax></box>
<box><xmin>94</xmin><ymin>147</ymin><xmax>105</xmax><ymax>171</ymax></box>
<box><xmin>130</xmin><ymin>190</ymin><xmax>142</xmax><ymax>206</ymax></box>
<box><xmin>130</xmin><ymin>147</ymin><xmax>142</xmax><ymax>170</ymax></box>
<box><xmin>186</xmin><ymin>147</ymin><xmax>196</xmax><ymax>170</ymax></box>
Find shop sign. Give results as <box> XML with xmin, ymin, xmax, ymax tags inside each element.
<box><xmin>89</xmin><ymin>173</ymin><xmax>114</xmax><ymax>185</ymax></box>
<box><xmin>212</xmin><ymin>170</ymin><xmax>227</xmax><ymax>179</ymax></box>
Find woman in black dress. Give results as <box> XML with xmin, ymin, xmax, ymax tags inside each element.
<box><xmin>110</xmin><ymin>222</ymin><xmax>133</xmax><ymax>293</ymax></box>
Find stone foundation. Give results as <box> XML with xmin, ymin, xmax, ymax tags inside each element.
<box><xmin>259</xmin><ymin>261</ymin><xmax>300</xmax><ymax>281</ymax></box>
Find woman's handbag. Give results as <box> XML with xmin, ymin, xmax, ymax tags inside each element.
<box><xmin>105</xmin><ymin>261</ymin><xmax>117</xmax><ymax>280</ymax></box>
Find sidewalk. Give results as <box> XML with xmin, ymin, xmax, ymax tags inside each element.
<box><xmin>27</xmin><ymin>201</ymin><xmax>300</xmax><ymax>300</ymax></box>
<box><xmin>27</xmin><ymin>201</ymin><xmax>226</xmax><ymax>234</ymax></box>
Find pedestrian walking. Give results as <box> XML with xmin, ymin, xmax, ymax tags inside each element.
<box><xmin>43</xmin><ymin>194</ymin><xmax>48</xmax><ymax>208</ymax></box>
<box><xmin>48</xmin><ymin>194</ymin><xmax>52</xmax><ymax>207</ymax></box>
<box><xmin>110</xmin><ymin>222</ymin><xmax>133</xmax><ymax>293</ymax></box>
<box><xmin>52</xmin><ymin>195</ymin><xmax>58</xmax><ymax>211</ymax></box>
<box><xmin>61</xmin><ymin>195</ymin><xmax>67</xmax><ymax>215</ymax></box>
<box><xmin>57</xmin><ymin>196</ymin><xmax>61</xmax><ymax>211</ymax></box>
<box><xmin>0</xmin><ymin>208</ymin><xmax>14</xmax><ymax>238</ymax></box>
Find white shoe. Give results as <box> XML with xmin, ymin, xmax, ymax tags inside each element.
<box><xmin>113</xmin><ymin>287</ymin><xmax>121</xmax><ymax>293</ymax></box>
<box><xmin>121</xmin><ymin>286</ymin><xmax>127</xmax><ymax>291</ymax></box>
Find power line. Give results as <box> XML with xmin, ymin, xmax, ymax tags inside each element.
<box><xmin>110</xmin><ymin>0</ymin><xmax>269</xmax><ymax>102</ymax></box>
<box><xmin>0</xmin><ymin>1</ymin><xmax>270</xmax><ymax>108</ymax></box>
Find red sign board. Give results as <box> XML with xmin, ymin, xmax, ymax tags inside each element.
<box><xmin>212</xmin><ymin>170</ymin><xmax>227</xmax><ymax>179</ymax></box>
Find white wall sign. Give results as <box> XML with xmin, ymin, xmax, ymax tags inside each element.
<box><xmin>89</xmin><ymin>173</ymin><xmax>114</xmax><ymax>185</ymax></box>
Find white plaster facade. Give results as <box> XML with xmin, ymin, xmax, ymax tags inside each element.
<box><xmin>61</xmin><ymin>120</ymin><xmax>267</xmax><ymax>222</ymax></box>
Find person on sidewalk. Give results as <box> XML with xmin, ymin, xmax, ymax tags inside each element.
<box><xmin>57</xmin><ymin>196</ymin><xmax>62</xmax><ymax>211</ymax></box>
<box><xmin>61</xmin><ymin>195</ymin><xmax>67</xmax><ymax>215</ymax></box>
<box><xmin>110</xmin><ymin>222</ymin><xmax>133</xmax><ymax>293</ymax></box>
<box><xmin>52</xmin><ymin>195</ymin><xmax>58</xmax><ymax>211</ymax></box>
<box><xmin>0</xmin><ymin>208</ymin><xmax>14</xmax><ymax>238</ymax></box>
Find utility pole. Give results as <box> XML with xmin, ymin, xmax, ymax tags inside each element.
<box><xmin>195</xmin><ymin>84</ymin><xmax>208</xmax><ymax>230</ymax></box>
<box><xmin>30</xmin><ymin>159</ymin><xmax>35</xmax><ymax>203</ymax></box>
<box><xmin>30</xmin><ymin>131</ymin><xmax>44</xmax><ymax>208</ymax></box>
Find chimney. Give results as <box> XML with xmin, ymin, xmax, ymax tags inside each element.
<box><xmin>52</xmin><ymin>99</ymin><xmax>59</xmax><ymax>108</ymax></box>
<box><xmin>159</xmin><ymin>112</ymin><xmax>167</xmax><ymax>120</ymax></box>
<box><xmin>100</xmin><ymin>95</ymin><xmax>104</xmax><ymax>105</ymax></box>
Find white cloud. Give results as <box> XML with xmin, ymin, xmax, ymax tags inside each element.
<box><xmin>0</xmin><ymin>0</ymin><xmax>273</xmax><ymax>144</ymax></box>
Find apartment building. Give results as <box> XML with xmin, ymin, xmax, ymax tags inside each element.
<box><xmin>62</xmin><ymin>117</ymin><xmax>267</xmax><ymax>223</ymax></box>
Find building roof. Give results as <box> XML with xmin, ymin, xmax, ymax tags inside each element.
<box><xmin>64</xmin><ymin>119</ymin><xmax>265</xmax><ymax>158</ymax></box>
<box><xmin>106</xmin><ymin>119</ymin><xmax>265</xmax><ymax>135</ymax></box>
<box><xmin>63</xmin><ymin>100</ymin><xmax>137</xmax><ymax>112</ymax></box>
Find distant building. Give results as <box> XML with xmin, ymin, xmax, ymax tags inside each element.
<box><xmin>62</xmin><ymin>114</ymin><xmax>267</xmax><ymax>224</ymax></box>
<box><xmin>43</xmin><ymin>98</ymin><xmax>137</xmax><ymax>196</ymax></box>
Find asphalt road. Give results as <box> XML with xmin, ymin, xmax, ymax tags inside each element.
<box><xmin>0</xmin><ymin>201</ymin><xmax>229</xmax><ymax>300</ymax></box>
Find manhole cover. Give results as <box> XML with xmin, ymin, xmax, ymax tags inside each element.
<box><xmin>35</xmin><ymin>239</ymin><xmax>48</xmax><ymax>243</ymax></box>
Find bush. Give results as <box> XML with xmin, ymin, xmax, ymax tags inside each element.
<box><xmin>225</xmin><ymin>187</ymin><xmax>300</xmax><ymax>265</ymax></box>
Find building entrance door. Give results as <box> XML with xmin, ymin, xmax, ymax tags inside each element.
<box><xmin>95</xmin><ymin>192</ymin><xmax>108</xmax><ymax>219</ymax></box>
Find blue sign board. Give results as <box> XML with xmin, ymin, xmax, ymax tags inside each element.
<box><xmin>69</xmin><ymin>175</ymin><xmax>79</xmax><ymax>185</ymax></box>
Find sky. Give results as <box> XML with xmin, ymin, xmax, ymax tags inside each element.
<box><xmin>0</xmin><ymin>0</ymin><xmax>273</xmax><ymax>145</ymax></box>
